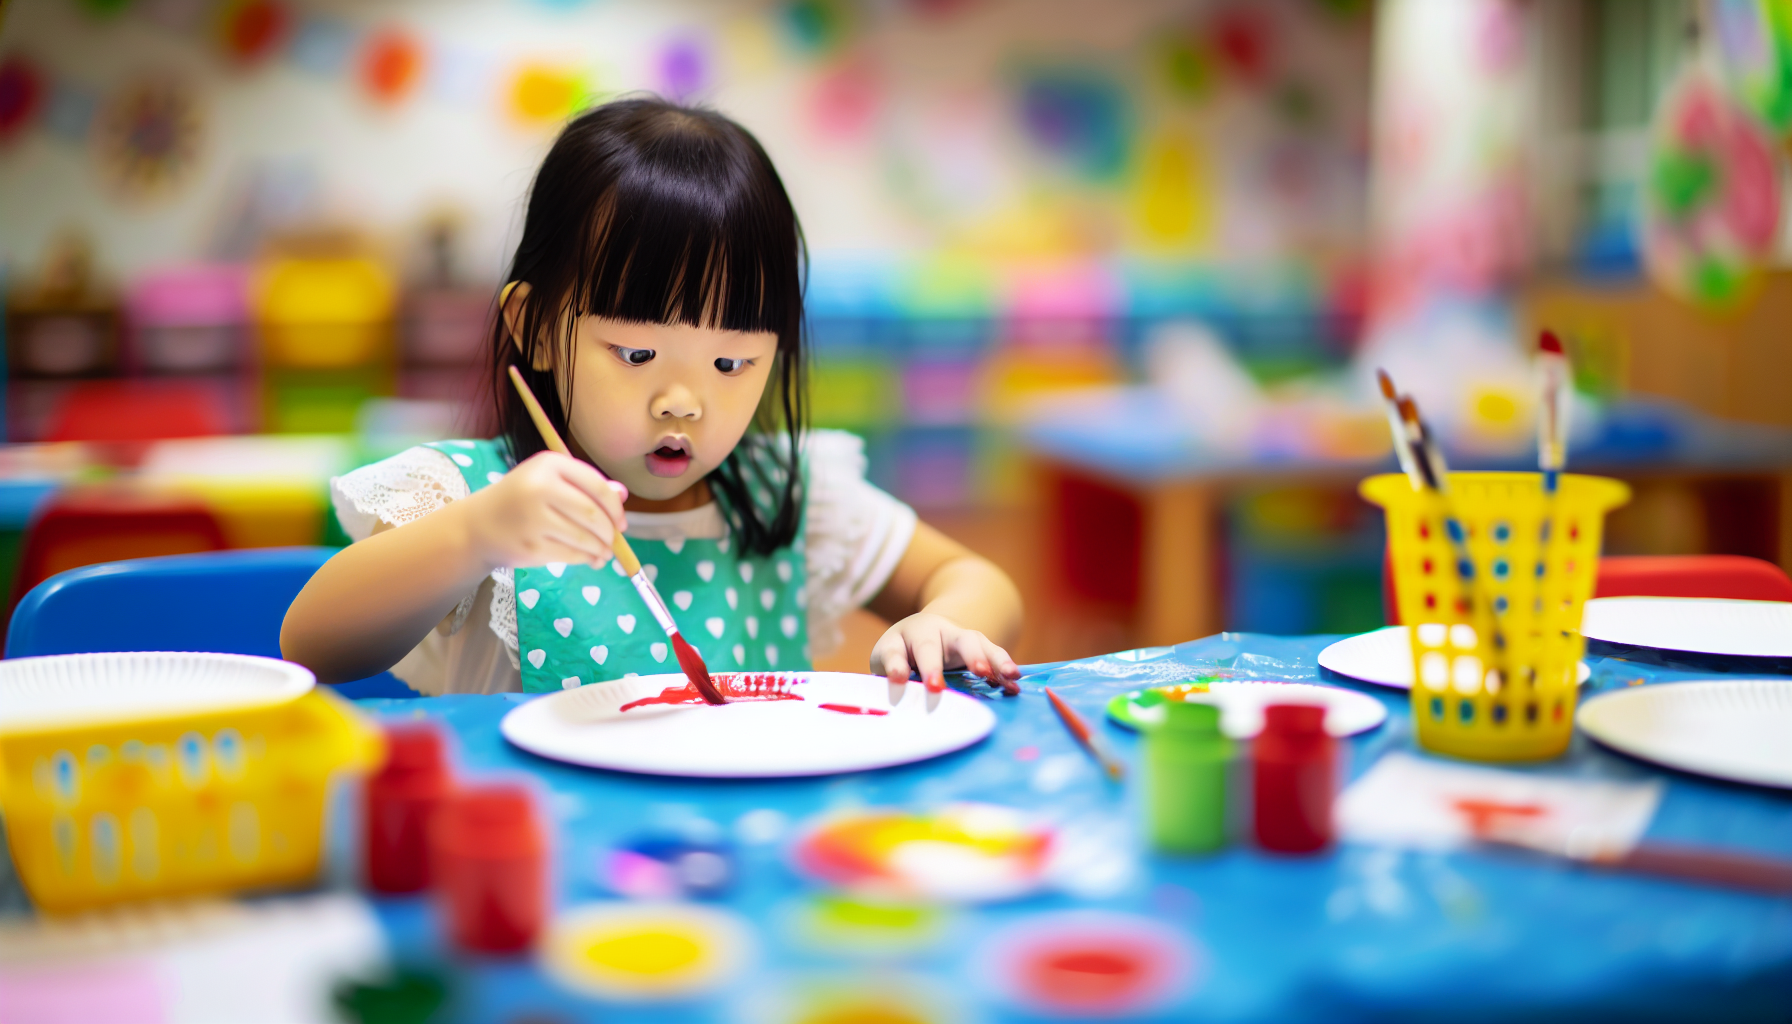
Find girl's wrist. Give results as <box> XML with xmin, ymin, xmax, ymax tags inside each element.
<box><xmin>443</xmin><ymin>490</ymin><xmax>508</xmax><ymax>575</ymax></box>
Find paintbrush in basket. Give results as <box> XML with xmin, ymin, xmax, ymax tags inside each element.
<box><xmin>1388</xmin><ymin>382</ymin><xmax>1502</xmax><ymax>645</ymax></box>
<box><xmin>508</xmin><ymin>364</ymin><xmax>725</xmax><ymax>706</ymax></box>
<box><xmin>1376</xmin><ymin>369</ymin><xmax>1426</xmax><ymax>490</ymax></box>
<box><xmin>1537</xmin><ymin>330</ymin><xmax>1570</xmax><ymax>494</ymax></box>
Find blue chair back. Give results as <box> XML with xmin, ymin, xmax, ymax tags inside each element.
<box><xmin>5</xmin><ymin>547</ymin><xmax>418</xmax><ymax>699</ymax></box>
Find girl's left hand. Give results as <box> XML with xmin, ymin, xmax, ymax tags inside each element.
<box><xmin>870</xmin><ymin>611</ymin><xmax>1022</xmax><ymax>699</ymax></box>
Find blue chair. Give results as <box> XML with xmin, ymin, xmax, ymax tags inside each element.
<box><xmin>5</xmin><ymin>546</ymin><xmax>419</xmax><ymax>699</ymax></box>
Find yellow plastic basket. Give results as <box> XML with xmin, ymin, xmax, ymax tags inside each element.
<box><xmin>0</xmin><ymin>653</ymin><xmax>382</xmax><ymax>914</ymax></box>
<box><xmin>1361</xmin><ymin>472</ymin><xmax>1630</xmax><ymax>761</ymax></box>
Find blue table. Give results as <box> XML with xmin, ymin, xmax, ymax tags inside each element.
<box><xmin>356</xmin><ymin>634</ymin><xmax>1792</xmax><ymax>1023</ymax></box>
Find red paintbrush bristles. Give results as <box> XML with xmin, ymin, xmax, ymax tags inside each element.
<box><xmin>1377</xmin><ymin>368</ymin><xmax>1399</xmax><ymax>401</ymax></box>
<box><xmin>1539</xmin><ymin>330</ymin><xmax>1564</xmax><ymax>355</ymax></box>
<box><xmin>1396</xmin><ymin>395</ymin><xmax>1419</xmax><ymax>426</ymax></box>
<box><xmin>671</xmin><ymin>632</ymin><xmax>726</xmax><ymax>705</ymax></box>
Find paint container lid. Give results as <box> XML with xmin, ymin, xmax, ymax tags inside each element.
<box><xmin>1157</xmin><ymin>700</ymin><xmax>1221</xmax><ymax>735</ymax></box>
<box><xmin>371</xmin><ymin>724</ymin><xmax>449</xmax><ymax>789</ymax></box>
<box><xmin>1262</xmin><ymin>704</ymin><xmax>1326</xmax><ymax>737</ymax></box>
<box><xmin>435</xmin><ymin>783</ymin><xmax>543</xmax><ymax>860</ymax></box>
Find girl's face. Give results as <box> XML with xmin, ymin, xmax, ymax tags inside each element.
<box><xmin>561</xmin><ymin>316</ymin><xmax>778</xmax><ymax>504</ymax></box>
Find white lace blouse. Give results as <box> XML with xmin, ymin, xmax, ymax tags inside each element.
<box><xmin>330</xmin><ymin>430</ymin><xmax>918</xmax><ymax>696</ymax></box>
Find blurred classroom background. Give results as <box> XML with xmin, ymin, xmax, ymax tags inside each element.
<box><xmin>3</xmin><ymin>0</ymin><xmax>1791</xmax><ymax>668</ymax></box>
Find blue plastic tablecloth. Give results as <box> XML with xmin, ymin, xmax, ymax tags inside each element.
<box><xmin>356</xmin><ymin>634</ymin><xmax>1792</xmax><ymax>1023</ymax></box>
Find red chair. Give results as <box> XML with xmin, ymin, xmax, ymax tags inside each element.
<box><xmin>11</xmin><ymin>487</ymin><xmax>229</xmax><ymax>623</ymax></box>
<box><xmin>43</xmin><ymin>379</ymin><xmax>231</xmax><ymax>442</ymax></box>
<box><xmin>1382</xmin><ymin>552</ymin><xmax>1792</xmax><ymax>624</ymax></box>
<box><xmin>1591</xmin><ymin>555</ymin><xmax>1792</xmax><ymax>602</ymax></box>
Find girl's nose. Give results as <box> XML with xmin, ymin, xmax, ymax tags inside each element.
<box><xmin>650</xmin><ymin>383</ymin><xmax>702</xmax><ymax>421</ymax></box>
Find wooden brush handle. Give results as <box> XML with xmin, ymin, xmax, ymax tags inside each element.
<box><xmin>507</xmin><ymin>365</ymin><xmax>642</xmax><ymax>577</ymax></box>
<box><xmin>1611</xmin><ymin>843</ymin><xmax>1792</xmax><ymax>895</ymax></box>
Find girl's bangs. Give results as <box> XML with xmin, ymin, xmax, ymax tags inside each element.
<box><xmin>575</xmin><ymin>175</ymin><xmax>794</xmax><ymax>338</ymax></box>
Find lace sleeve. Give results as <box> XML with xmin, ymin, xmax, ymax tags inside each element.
<box><xmin>488</xmin><ymin>566</ymin><xmax>520</xmax><ymax>663</ymax></box>
<box><xmin>331</xmin><ymin>446</ymin><xmax>472</xmax><ymax>540</ymax></box>
<box><xmin>802</xmin><ymin>429</ymin><xmax>917</xmax><ymax>656</ymax></box>
<box><xmin>331</xmin><ymin>446</ymin><xmax>480</xmax><ymax>634</ymax></box>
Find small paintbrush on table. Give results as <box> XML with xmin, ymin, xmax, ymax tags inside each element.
<box><xmin>508</xmin><ymin>365</ymin><xmax>725</xmax><ymax>705</ymax></box>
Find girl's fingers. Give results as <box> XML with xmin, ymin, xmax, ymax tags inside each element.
<box><xmin>908</xmin><ymin>629</ymin><xmax>946</xmax><ymax>692</ymax></box>
<box><xmin>541</xmin><ymin>508</ymin><xmax>614</xmax><ymax>563</ymax></box>
<box><xmin>544</xmin><ymin>485</ymin><xmax>616</xmax><ymax>547</ymax></box>
<box><xmin>550</xmin><ymin>454</ymin><xmax>630</xmax><ymax>534</ymax></box>
<box><xmin>528</xmin><ymin>538</ymin><xmax>611</xmax><ymax>569</ymax></box>
<box><xmin>944</xmin><ymin>629</ymin><xmax>1021</xmax><ymax>696</ymax></box>
<box><xmin>983</xmin><ymin>640</ymin><xmax>1021</xmax><ymax>682</ymax></box>
<box><xmin>872</xmin><ymin>632</ymin><xmax>911</xmax><ymax>684</ymax></box>
<box><xmin>872</xmin><ymin>631</ymin><xmax>912</xmax><ymax>706</ymax></box>
<box><xmin>979</xmin><ymin>638</ymin><xmax>1023</xmax><ymax>694</ymax></box>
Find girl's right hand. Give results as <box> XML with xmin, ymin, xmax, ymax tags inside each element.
<box><xmin>458</xmin><ymin>451</ymin><xmax>629</xmax><ymax>570</ymax></box>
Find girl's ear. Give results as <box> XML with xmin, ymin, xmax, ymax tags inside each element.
<box><xmin>500</xmin><ymin>281</ymin><xmax>554</xmax><ymax>371</ymax></box>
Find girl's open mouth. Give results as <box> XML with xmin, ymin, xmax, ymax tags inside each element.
<box><xmin>645</xmin><ymin>438</ymin><xmax>694</xmax><ymax>477</ymax></box>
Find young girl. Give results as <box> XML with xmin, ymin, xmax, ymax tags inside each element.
<box><xmin>282</xmin><ymin>98</ymin><xmax>1023</xmax><ymax>700</ymax></box>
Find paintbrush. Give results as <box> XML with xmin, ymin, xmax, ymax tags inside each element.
<box><xmin>1475</xmin><ymin>827</ymin><xmax>1792</xmax><ymax>895</ymax></box>
<box><xmin>1390</xmin><ymin>384</ymin><xmax>1503</xmax><ymax>646</ymax></box>
<box><xmin>1537</xmin><ymin>330</ymin><xmax>1570</xmax><ymax>495</ymax></box>
<box><xmin>507</xmin><ymin>364</ymin><xmax>725</xmax><ymax>706</ymax></box>
<box><xmin>1375</xmin><ymin>369</ymin><xmax>1424</xmax><ymax>489</ymax></box>
<box><xmin>1044</xmin><ymin>686</ymin><xmax>1125</xmax><ymax>782</ymax></box>
<box><xmin>1395</xmin><ymin>394</ymin><xmax>1451</xmax><ymax>500</ymax></box>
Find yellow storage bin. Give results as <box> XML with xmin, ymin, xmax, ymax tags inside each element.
<box><xmin>0</xmin><ymin>653</ymin><xmax>382</xmax><ymax>914</ymax></box>
<box><xmin>256</xmin><ymin>256</ymin><xmax>396</xmax><ymax>370</ymax></box>
<box><xmin>1361</xmin><ymin>472</ymin><xmax>1629</xmax><ymax>762</ymax></box>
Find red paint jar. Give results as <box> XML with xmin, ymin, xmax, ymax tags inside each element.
<box><xmin>1252</xmin><ymin>704</ymin><xmax>1336</xmax><ymax>854</ymax></box>
<box><xmin>364</xmin><ymin>725</ymin><xmax>452</xmax><ymax>894</ymax></box>
<box><xmin>432</xmin><ymin>783</ymin><xmax>547</xmax><ymax>954</ymax></box>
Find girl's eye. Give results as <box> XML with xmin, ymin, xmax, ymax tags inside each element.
<box><xmin>614</xmin><ymin>346</ymin><xmax>656</xmax><ymax>366</ymax></box>
<box><xmin>715</xmin><ymin>357</ymin><xmax>751</xmax><ymax>376</ymax></box>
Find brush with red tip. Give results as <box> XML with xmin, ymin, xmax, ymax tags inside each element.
<box><xmin>1537</xmin><ymin>330</ymin><xmax>1570</xmax><ymax>495</ymax></box>
<box><xmin>508</xmin><ymin>366</ymin><xmax>726</xmax><ymax>705</ymax></box>
<box><xmin>1375</xmin><ymin>368</ymin><xmax>1425</xmax><ymax>490</ymax></box>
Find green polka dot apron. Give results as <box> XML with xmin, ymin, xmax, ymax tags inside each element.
<box><xmin>423</xmin><ymin>440</ymin><xmax>812</xmax><ymax>694</ymax></box>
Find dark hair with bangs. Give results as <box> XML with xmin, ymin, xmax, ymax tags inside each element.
<box><xmin>488</xmin><ymin>96</ymin><xmax>807</xmax><ymax>556</ymax></box>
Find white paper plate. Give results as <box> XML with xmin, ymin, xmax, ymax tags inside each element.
<box><xmin>1581</xmin><ymin>597</ymin><xmax>1792</xmax><ymax>658</ymax></box>
<box><xmin>0</xmin><ymin>651</ymin><xmax>315</xmax><ymax>733</ymax></box>
<box><xmin>1111</xmin><ymin>681</ymin><xmax>1387</xmax><ymax>739</ymax></box>
<box><xmin>1577</xmin><ymin>680</ymin><xmax>1792</xmax><ymax>788</ymax></box>
<box><xmin>501</xmin><ymin>672</ymin><xmax>996</xmax><ymax>778</ymax></box>
<box><xmin>1319</xmin><ymin>626</ymin><xmax>1592</xmax><ymax>689</ymax></box>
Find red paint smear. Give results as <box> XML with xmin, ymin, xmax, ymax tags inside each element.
<box><xmin>671</xmin><ymin>632</ymin><xmax>724</xmax><ymax>705</ymax></box>
<box><xmin>1022</xmin><ymin>941</ymin><xmax>1154</xmax><ymax>1009</ymax></box>
<box><xmin>818</xmin><ymin>703</ymin><xmax>888</xmax><ymax>716</ymax></box>
<box><xmin>619</xmin><ymin>672</ymin><xmax>801</xmax><ymax>713</ymax></box>
<box><xmin>1451</xmin><ymin>797</ymin><xmax>1547</xmax><ymax>837</ymax></box>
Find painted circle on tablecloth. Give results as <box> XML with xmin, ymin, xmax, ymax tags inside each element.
<box><xmin>977</xmin><ymin>910</ymin><xmax>1200</xmax><ymax>1017</ymax></box>
<box><xmin>791</xmin><ymin>803</ymin><xmax>1055</xmax><ymax>902</ymax></box>
<box><xmin>540</xmin><ymin>902</ymin><xmax>750</xmax><ymax>1001</ymax></box>
<box><xmin>784</xmin><ymin>892</ymin><xmax>951</xmax><ymax>959</ymax></box>
<box><xmin>1640</xmin><ymin>63</ymin><xmax>1784</xmax><ymax>309</ymax></box>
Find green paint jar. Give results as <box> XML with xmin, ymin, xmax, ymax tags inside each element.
<box><xmin>1143</xmin><ymin>699</ymin><xmax>1233</xmax><ymax>854</ymax></box>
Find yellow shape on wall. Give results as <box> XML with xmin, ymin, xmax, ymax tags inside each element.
<box><xmin>1133</xmin><ymin>131</ymin><xmax>1215</xmax><ymax>251</ymax></box>
<box><xmin>507</xmin><ymin>62</ymin><xmax>591</xmax><ymax>126</ymax></box>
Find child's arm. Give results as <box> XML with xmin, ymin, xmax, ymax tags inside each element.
<box><xmin>866</xmin><ymin>521</ymin><xmax>1024</xmax><ymax>689</ymax></box>
<box><xmin>281</xmin><ymin>452</ymin><xmax>627</xmax><ymax>684</ymax></box>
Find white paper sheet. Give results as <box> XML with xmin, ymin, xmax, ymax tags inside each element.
<box><xmin>1337</xmin><ymin>753</ymin><xmax>1663</xmax><ymax>858</ymax></box>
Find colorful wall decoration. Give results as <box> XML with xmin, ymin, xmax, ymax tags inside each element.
<box><xmin>1</xmin><ymin>0</ymin><xmax>1374</xmax><ymax>512</ymax></box>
